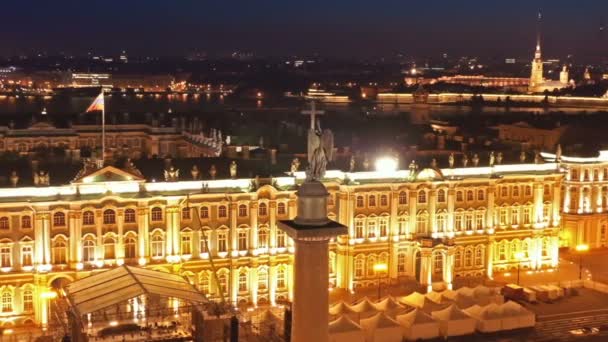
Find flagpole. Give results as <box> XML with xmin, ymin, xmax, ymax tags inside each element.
<box><xmin>101</xmin><ymin>90</ymin><xmax>105</xmax><ymax>166</ymax></box>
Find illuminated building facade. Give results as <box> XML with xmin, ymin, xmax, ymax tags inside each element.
<box><xmin>0</xmin><ymin>160</ymin><xmax>565</xmax><ymax>328</ymax></box>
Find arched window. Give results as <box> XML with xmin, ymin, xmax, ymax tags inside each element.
<box><xmin>416</xmin><ymin>213</ymin><xmax>427</xmax><ymax>233</ymax></box>
<box><xmin>276</xmin><ymin>230</ymin><xmax>286</xmax><ymax>248</ymax></box>
<box><xmin>477</xmin><ymin>190</ymin><xmax>485</xmax><ymax>201</ymax></box>
<box><xmin>356</xmin><ymin>196</ymin><xmax>365</xmax><ymax>208</ymax></box>
<box><xmin>398</xmin><ymin>192</ymin><xmax>407</xmax><ymax>205</ymax></box>
<box><xmin>52</xmin><ymin>238</ymin><xmax>67</xmax><ymax>264</ymax></box>
<box><xmin>0</xmin><ymin>217</ymin><xmax>9</xmax><ymax>230</ymax></box>
<box><xmin>151</xmin><ymin>207</ymin><xmax>163</xmax><ymax>222</ymax></box>
<box><xmin>181</xmin><ymin>207</ymin><xmax>191</xmax><ymax>220</ymax></box>
<box><xmin>238</xmin><ymin>230</ymin><xmax>248</xmax><ymax>250</ymax></box>
<box><xmin>368</xmin><ymin>195</ymin><xmax>376</xmax><ymax>207</ymax></box>
<box><xmin>456</xmin><ymin>191</ymin><xmax>464</xmax><ymax>202</ymax></box>
<box><xmin>103</xmin><ymin>209</ymin><xmax>116</xmax><ymax>225</ymax></box>
<box><xmin>436</xmin><ymin>212</ymin><xmax>447</xmax><ymax>232</ymax></box>
<box><xmin>258</xmin><ymin>268</ymin><xmax>268</xmax><ymax>290</ymax></box>
<box><xmin>103</xmin><ymin>236</ymin><xmax>116</xmax><ymax>259</ymax></box>
<box><xmin>437</xmin><ymin>189</ymin><xmax>446</xmax><ymax>203</ymax></box>
<box><xmin>258</xmin><ymin>203</ymin><xmax>268</xmax><ymax>216</ymax></box>
<box><xmin>464</xmin><ymin>249</ymin><xmax>473</xmax><ymax>267</ymax></box>
<box><xmin>238</xmin><ymin>270</ymin><xmax>248</xmax><ymax>292</ymax></box>
<box><xmin>380</xmin><ymin>194</ymin><xmax>388</xmax><ymax>207</ymax></box>
<box><xmin>525</xmin><ymin>186</ymin><xmax>532</xmax><ymax>197</ymax></box>
<box><xmin>151</xmin><ymin>234</ymin><xmax>164</xmax><ymax>258</ymax></box>
<box><xmin>367</xmin><ymin>219</ymin><xmax>377</xmax><ymax>238</ymax></box>
<box><xmin>258</xmin><ymin>228</ymin><xmax>269</xmax><ymax>249</ymax></box>
<box><xmin>217</xmin><ymin>273</ymin><xmax>228</xmax><ymax>295</ymax></box>
<box><xmin>21</xmin><ymin>216</ymin><xmax>31</xmax><ymax>229</ymax></box>
<box><xmin>124</xmin><ymin>236</ymin><xmax>137</xmax><ymax>259</ymax></box>
<box><xmin>379</xmin><ymin>217</ymin><xmax>388</xmax><ymax>237</ymax></box>
<box><xmin>82</xmin><ymin>211</ymin><xmax>95</xmax><ymax>225</ymax></box>
<box><xmin>355</xmin><ymin>219</ymin><xmax>364</xmax><ymax>239</ymax></box>
<box><xmin>0</xmin><ymin>247</ymin><xmax>11</xmax><ymax>267</ymax></box>
<box><xmin>454</xmin><ymin>249</ymin><xmax>462</xmax><ymax>269</ymax></box>
<box><xmin>433</xmin><ymin>252</ymin><xmax>443</xmax><ymax>274</ymax></box>
<box><xmin>512</xmin><ymin>186</ymin><xmax>520</xmax><ymax>197</ymax></box>
<box><xmin>355</xmin><ymin>257</ymin><xmax>365</xmax><ymax>278</ymax></box>
<box><xmin>53</xmin><ymin>212</ymin><xmax>66</xmax><ymax>227</ymax></box>
<box><xmin>277</xmin><ymin>267</ymin><xmax>286</xmax><ymax>289</ymax></box>
<box><xmin>397</xmin><ymin>252</ymin><xmax>407</xmax><ymax>274</ymax></box>
<box><xmin>124</xmin><ymin>209</ymin><xmax>136</xmax><ymax>223</ymax></box>
<box><xmin>23</xmin><ymin>289</ymin><xmax>33</xmax><ymax>312</ymax></box>
<box><xmin>217</xmin><ymin>231</ymin><xmax>228</xmax><ymax>252</ymax></box>
<box><xmin>82</xmin><ymin>238</ymin><xmax>95</xmax><ymax>262</ymax></box>
<box><xmin>199</xmin><ymin>272</ymin><xmax>210</xmax><ymax>294</ymax></box>
<box><xmin>277</xmin><ymin>202</ymin><xmax>287</xmax><ymax>215</ymax></box>
<box><xmin>571</xmin><ymin>169</ymin><xmax>578</xmax><ymax>181</ymax></box>
<box><xmin>366</xmin><ymin>256</ymin><xmax>377</xmax><ymax>277</ymax></box>
<box><xmin>181</xmin><ymin>234</ymin><xmax>192</xmax><ymax>255</ymax></box>
<box><xmin>218</xmin><ymin>205</ymin><xmax>227</xmax><ymax>218</ymax></box>
<box><xmin>475</xmin><ymin>247</ymin><xmax>484</xmax><ymax>267</ymax></box>
<box><xmin>466</xmin><ymin>190</ymin><xmax>474</xmax><ymax>201</ymax></box>
<box><xmin>1</xmin><ymin>292</ymin><xmax>12</xmax><ymax>313</ymax></box>
<box><xmin>200</xmin><ymin>206</ymin><xmax>209</xmax><ymax>219</ymax></box>
<box><xmin>418</xmin><ymin>190</ymin><xmax>427</xmax><ymax>204</ymax></box>
<box><xmin>238</xmin><ymin>204</ymin><xmax>247</xmax><ymax>217</ymax></box>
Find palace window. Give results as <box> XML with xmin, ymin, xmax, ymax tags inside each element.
<box><xmin>416</xmin><ymin>215</ymin><xmax>427</xmax><ymax>233</ymax></box>
<box><xmin>217</xmin><ymin>231</ymin><xmax>228</xmax><ymax>252</ymax></box>
<box><xmin>366</xmin><ymin>256</ymin><xmax>377</xmax><ymax>277</ymax></box>
<box><xmin>53</xmin><ymin>212</ymin><xmax>66</xmax><ymax>227</ymax></box>
<box><xmin>511</xmin><ymin>208</ymin><xmax>520</xmax><ymax>225</ymax></box>
<box><xmin>21</xmin><ymin>216</ymin><xmax>31</xmax><ymax>229</ymax></box>
<box><xmin>355</xmin><ymin>258</ymin><xmax>365</xmax><ymax>278</ymax></box>
<box><xmin>238</xmin><ymin>204</ymin><xmax>247</xmax><ymax>217</ymax></box>
<box><xmin>437</xmin><ymin>189</ymin><xmax>446</xmax><ymax>203</ymax></box>
<box><xmin>477</xmin><ymin>190</ymin><xmax>485</xmax><ymax>201</ymax></box>
<box><xmin>277</xmin><ymin>268</ymin><xmax>286</xmax><ymax>289</ymax></box>
<box><xmin>367</xmin><ymin>220</ymin><xmax>376</xmax><ymax>238</ymax></box>
<box><xmin>124</xmin><ymin>209</ymin><xmax>136</xmax><ymax>223</ymax></box>
<box><xmin>238</xmin><ymin>230</ymin><xmax>248</xmax><ymax>251</ymax></box>
<box><xmin>125</xmin><ymin>236</ymin><xmax>137</xmax><ymax>259</ymax></box>
<box><xmin>498</xmin><ymin>242</ymin><xmax>507</xmax><ymax>261</ymax></box>
<box><xmin>276</xmin><ymin>230</ymin><xmax>286</xmax><ymax>248</ymax></box>
<box><xmin>513</xmin><ymin>186</ymin><xmax>519</xmax><ymax>197</ymax></box>
<box><xmin>258</xmin><ymin>203</ymin><xmax>268</xmax><ymax>216</ymax></box>
<box><xmin>277</xmin><ymin>202</ymin><xmax>287</xmax><ymax>215</ymax></box>
<box><xmin>238</xmin><ymin>271</ymin><xmax>248</xmax><ymax>292</ymax></box>
<box><xmin>199</xmin><ymin>273</ymin><xmax>210</xmax><ymax>294</ymax></box>
<box><xmin>523</xmin><ymin>207</ymin><xmax>531</xmax><ymax>224</ymax></box>
<box><xmin>83</xmin><ymin>239</ymin><xmax>95</xmax><ymax>262</ymax></box>
<box><xmin>398</xmin><ymin>192</ymin><xmax>407</xmax><ymax>205</ymax></box>
<box><xmin>379</xmin><ymin>218</ymin><xmax>388</xmax><ymax>237</ymax></box>
<box><xmin>52</xmin><ymin>239</ymin><xmax>67</xmax><ymax>264</ymax></box>
<box><xmin>380</xmin><ymin>194</ymin><xmax>388</xmax><ymax>207</ymax></box>
<box><xmin>21</xmin><ymin>245</ymin><xmax>33</xmax><ymax>267</ymax></box>
<box><xmin>218</xmin><ymin>274</ymin><xmax>228</xmax><ymax>295</ymax></box>
<box><xmin>103</xmin><ymin>209</ymin><xmax>116</xmax><ymax>225</ymax></box>
<box><xmin>258</xmin><ymin>268</ymin><xmax>268</xmax><ymax>290</ymax></box>
<box><xmin>181</xmin><ymin>234</ymin><xmax>192</xmax><ymax>255</ymax></box>
<box><xmin>83</xmin><ymin>211</ymin><xmax>95</xmax><ymax>225</ymax></box>
<box><xmin>368</xmin><ymin>195</ymin><xmax>376</xmax><ymax>207</ymax></box>
<box><xmin>181</xmin><ymin>207</ymin><xmax>191</xmax><ymax>220</ymax></box>
<box><xmin>499</xmin><ymin>208</ymin><xmax>508</xmax><ymax>226</ymax></box>
<box><xmin>104</xmin><ymin>236</ymin><xmax>116</xmax><ymax>259</ymax></box>
<box><xmin>151</xmin><ymin>235</ymin><xmax>164</xmax><ymax>258</ymax></box>
<box><xmin>356</xmin><ymin>196</ymin><xmax>365</xmax><ymax>208</ymax></box>
<box><xmin>151</xmin><ymin>207</ymin><xmax>163</xmax><ymax>222</ymax></box>
<box><xmin>218</xmin><ymin>206</ymin><xmax>227</xmax><ymax>218</ymax></box>
<box><xmin>0</xmin><ymin>247</ymin><xmax>11</xmax><ymax>268</ymax></box>
<box><xmin>475</xmin><ymin>247</ymin><xmax>484</xmax><ymax>267</ymax></box>
<box><xmin>200</xmin><ymin>206</ymin><xmax>209</xmax><ymax>219</ymax></box>
<box><xmin>437</xmin><ymin>213</ymin><xmax>446</xmax><ymax>232</ymax></box>
<box><xmin>398</xmin><ymin>216</ymin><xmax>408</xmax><ymax>235</ymax></box>
<box><xmin>23</xmin><ymin>289</ymin><xmax>33</xmax><ymax>312</ymax></box>
<box><xmin>500</xmin><ymin>187</ymin><xmax>508</xmax><ymax>198</ymax></box>
<box><xmin>525</xmin><ymin>186</ymin><xmax>532</xmax><ymax>197</ymax></box>
<box><xmin>418</xmin><ymin>191</ymin><xmax>427</xmax><ymax>204</ymax></box>
<box><xmin>433</xmin><ymin>253</ymin><xmax>443</xmax><ymax>274</ymax></box>
<box><xmin>465</xmin><ymin>213</ymin><xmax>473</xmax><ymax>231</ymax></box>
<box><xmin>464</xmin><ymin>249</ymin><xmax>473</xmax><ymax>267</ymax></box>
<box><xmin>584</xmin><ymin>170</ymin><xmax>590</xmax><ymax>181</ymax></box>
<box><xmin>475</xmin><ymin>211</ymin><xmax>484</xmax><ymax>229</ymax></box>
<box><xmin>199</xmin><ymin>231</ymin><xmax>210</xmax><ymax>253</ymax></box>
<box><xmin>258</xmin><ymin>229</ymin><xmax>269</xmax><ymax>249</ymax></box>
<box><xmin>454</xmin><ymin>249</ymin><xmax>462</xmax><ymax>269</ymax></box>
<box><xmin>467</xmin><ymin>190</ymin><xmax>474</xmax><ymax>201</ymax></box>
<box><xmin>355</xmin><ymin>220</ymin><xmax>364</xmax><ymax>239</ymax></box>
<box><xmin>1</xmin><ymin>292</ymin><xmax>12</xmax><ymax>313</ymax></box>
<box><xmin>0</xmin><ymin>217</ymin><xmax>9</xmax><ymax>230</ymax></box>
<box><xmin>397</xmin><ymin>252</ymin><xmax>407</xmax><ymax>274</ymax></box>
<box><xmin>456</xmin><ymin>191</ymin><xmax>463</xmax><ymax>202</ymax></box>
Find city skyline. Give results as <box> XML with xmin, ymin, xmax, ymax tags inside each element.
<box><xmin>3</xmin><ymin>1</ymin><xmax>608</xmax><ymax>58</ymax></box>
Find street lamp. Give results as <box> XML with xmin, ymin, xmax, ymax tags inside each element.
<box><xmin>575</xmin><ymin>244</ymin><xmax>589</xmax><ymax>280</ymax></box>
<box><xmin>373</xmin><ymin>263</ymin><xmax>388</xmax><ymax>300</ymax></box>
<box><xmin>514</xmin><ymin>251</ymin><xmax>525</xmax><ymax>286</ymax></box>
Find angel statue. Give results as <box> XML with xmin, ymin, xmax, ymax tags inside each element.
<box><xmin>306</xmin><ymin>120</ymin><xmax>334</xmax><ymax>181</ymax></box>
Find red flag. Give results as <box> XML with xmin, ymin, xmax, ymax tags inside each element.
<box><xmin>86</xmin><ymin>93</ymin><xmax>104</xmax><ymax>112</ymax></box>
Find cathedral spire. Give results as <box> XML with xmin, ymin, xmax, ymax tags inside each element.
<box><xmin>535</xmin><ymin>10</ymin><xmax>542</xmax><ymax>58</ymax></box>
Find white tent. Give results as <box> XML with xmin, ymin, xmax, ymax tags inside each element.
<box><xmin>329</xmin><ymin>301</ymin><xmax>359</xmax><ymax>322</ymax></box>
<box><xmin>456</xmin><ymin>286</ymin><xmax>475</xmax><ymax>298</ymax></box>
<box><xmin>360</xmin><ymin>312</ymin><xmax>402</xmax><ymax>342</ymax></box>
<box><xmin>441</xmin><ymin>289</ymin><xmax>458</xmax><ymax>302</ymax></box>
<box><xmin>431</xmin><ymin>304</ymin><xmax>476</xmax><ymax>337</ymax></box>
<box><xmin>398</xmin><ymin>292</ymin><xmax>426</xmax><ymax>308</ymax></box>
<box><xmin>500</xmin><ymin>301</ymin><xmax>535</xmax><ymax>329</ymax></box>
<box><xmin>350</xmin><ymin>297</ymin><xmax>380</xmax><ymax>320</ymax></box>
<box><xmin>396</xmin><ymin>309</ymin><xmax>440</xmax><ymax>341</ymax></box>
<box><xmin>464</xmin><ymin>303</ymin><xmax>502</xmax><ymax>333</ymax></box>
<box><xmin>329</xmin><ymin>315</ymin><xmax>366</xmax><ymax>342</ymax></box>
<box><xmin>373</xmin><ymin>296</ymin><xmax>403</xmax><ymax>312</ymax></box>
<box><xmin>421</xmin><ymin>297</ymin><xmax>451</xmax><ymax>314</ymax></box>
<box><xmin>425</xmin><ymin>291</ymin><xmax>444</xmax><ymax>304</ymax></box>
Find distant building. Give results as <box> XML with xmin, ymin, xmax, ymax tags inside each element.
<box><xmin>491</xmin><ymin>121</ymin><xmax>568</xmax><ymax>150</ymax></box>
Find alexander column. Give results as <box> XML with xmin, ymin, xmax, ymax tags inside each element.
<box><xmin>279</xmin><ymin>111</ymin><xmax>346</xmax><ymax>342</ymax></box>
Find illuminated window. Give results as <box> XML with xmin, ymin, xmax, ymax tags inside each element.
<box><xmin>181</xmin><ymin>234</ymin><xmax>192</xmax><ymax>255</ymax></box>
<box><xmin>512</xmin><ymin>186</ymin><xmax>520</xmax><ymax>197</ymax></box>
<box><xmin>398</xmin><ymin>192</ymin><xmax>407</xmax><ymax>205</ymax></box>
<box><xmin>465</xmin><ymin>213</ymin><xmax>474</xmax><ymax>231</ymax></box>
<box><xmin>276</xmin><ymin>230</ymin><xmax>286</xmax><ymax>248</ymax></box>
<box><xmin>475</xmin><ymin>211</ymin><xmax>484</xmax><ymax>229</ymax></box>
<box><xmin>124</xmin><ymin>209</ymin><xmax>136</xmax><ymax>223</ymax></box>
<box><xmin>52</xmin><ymin>239</ymin><xmax>67</xmax><ymax>264</ymax></box>
<box><xmin>356</xmin><ymin>196</ymin><xmax>364</xmax><ymax>208</ymax></box>
<box><xmin>21</xmin><ymin>216</ymin><xmax>31</xmax><ymax>229</ymax></box>
<box><xmin>103</xmin><ymin>209</ymin><xmax>116</xmax><ymax>225</ymax></box>
<box><xmin>83</xmin><ymin>211</ymin><xmax>95</xmax><ymax>225</ymax></box>
<box><xmin>238</xmin><ymin>271</ymin><xmax>248</xmax><ymax>292</ymax></box>
<box><xmin>437</xmin><ymin>189</ymin><xmax>446</xmax><ymax>203</ymax></box>
<box><xmin>523</xmin><ymin>207</ymin><xmax>531</xmax><ymax>224</ymax></box>
<box><xmin>455</xmin><ymin>213</ymin><xmax>463</xmax><ymax>231</ymax></box>
<box><xmin>437</xmin><ymin>213</ymin><xmax>446</xmax><ymax>232</ymax></box>
<box><xmin>258</xmin><ymin>203</ymin><xmax>267</xmax><ymax>216</ymax></box>
<box><xmin>433</xmin><ymin>253</ymin><xmax>443</xmax><ymax>274</ymax></box>
<box><xmin>0</xmin><ymin>217</ymin><xmax>9</xmax><ymax>230</ymax></box>
<box><xmin>418</xmin><ymin>191</ymin><xmax>427</xmax><ymax>204</ymax></box>
<box><xmin>500</xmin><ymin>187</ymin><xmax>508</xmax><ymax>198</ymax></box>
<box><xmin>475</xmin><ymin>247</ymin><xmax>484</xmax><ymax>266</ymax></box>
<box><xmin>277</xmin><ymin>268</ymin><xmax>286</xmax><ymax>289</ymax></box>
<box><xmin>355</xmin><ymin>220</ymin><xmax>364</xmax><ymax>239</ymax></box>
<box><xmin>217</xmin><ymin>231</ymin><xmax>228</xmax><ymax>252</ymax></box>
<box><xmin>369</xmin><ymin>195</ymin><xmax>376</xmax><ymax>207</ymax></box>
<box><xmin>367</xmin><ymin>220</ymin><xmax>376</xmax><ymax>238</ymax></box>
<box><xmin>379</xmin><ymin>218</ymin><xmax>388</xmax><ymax>237</ymax></box>
<box><xmin>1</xmin><ymin>292</ymin><xmax>12</xmax><ymax>313</ymax></box>
<box><xmin>104</xmin><ymin>236</ymin><xmax>116</xmax><ymax>259</ymax></box>
<box><xmin>380</xmin><ymin>194</ymin><xmax>388</xmax><ymax>207</ymax></box>
<box><xmin>217</xmin><ymin>273</ymin><xmax>228</xmax><ymax>295</ymax></box>
<box><xmin>199</xmin><ymin>230</ymin><xmax>210</xmax><ymax>253</ymax></box>
<box><xmin>200</xmin><ymin>206</ymin><xmax>209</xmax><ymax>219</ymax></box>
<box><xmin>83</xmin><ymin>238</ymin><xmax>95</xmax><ymax>262</ymax></box>
<box><xmin>416</xmin><ymin>214</ymin><xmax>427</xmax><ymax>233</ymax></box>
<box><xmin>525</xmin><ymin>186</ymin><xmax>532</xmax><ymax>197</ymax></box>
<box><xmin>477</xmin><ymin>190</ymin><xmax>485</xmax><ymax>201</ymax></box>
<box><xmin>181</xmin><ymin>207</ymin><xmax>191</xmax><ymax>220</ymax></box>
<box><xmin>466</xmin><ymin>191</ymin><xmax>474</xmax><ymax>201</ymax></box>
<box><xmin>218</xmin><ymin>205</ymin><xmax>227</xmax><ymax>218</ymax></box>
<box><xmin>0</xmin><ymin>247</ymin><xmax>11</xmax><ymax>267</ymax></box>
<box><xmin>238</xmin><ymin>204</ymin><xmax>247</xmax><ymax>217</ymax></box>
<box><xmin>258</xmin><ymin>229</ymin><xmax>268</xmax><ymax>249</ymax></box>
<box><xmin>277</xmin><ymin>202</ymin><xmax>287</xmax><ymax>215</ymax></box>
<box><xmin>238</xmin><ymin>230</ymin><xmax>248</xmax><ymax>250</ymax></box>
<box><xmin>125</xmin><ymin>236</ymin><xmax>137</xmax><ymax>259</ymax></box>
<box><xmin>258</xmin><ymin>268</ymin><xmax>268</xmax><ymax>290</ymax></box>
<box><xmin>464</xmin><ymin>249</ymin><xmax>473</xmax><ymax>267</ymax></box>
<box><xmin>366</xmin><ymin>256</ymin><xmax>376</xmax><ymax>277</ymax></box>
<box><xmin>398</xmin><ymin>216</ymin><xmax>408</xmax><ymax>235</ymax></box>
<box><xmin>511</xmin><ymin>208</ymin><xmax>520</xmax><ymax>225</ymax></box>
<box><xmin>498</xmin><ymin>242</ymin><xmax>507</xmax><ymax>261</ymax></box>
<box><xmin>499</xmin><ymin>208</ymin><xmax>507</xmax><ymax>226</ymax></box>
<box><xmin>151</xmin><ymin>207</ymin><xmax>163</xmax><ymax>222</ymax></box>
<box><xmin>23</xmin><ymin>289</ymin><xmax>33</xmax><ymax>312</ymax></box>
<box><xmin>355</xmin><ymin>257</ymin><xmax>365</xmax><ymax>278</ymax></box>
<box><xmin>151</xmin><ymin>235</ymin><xmax>164</xmax><ymax>258</ymax></box>
<box><xmin>21</xmin><ymin>245</ymin><xmax>32</xmax><ymax>267</ymax></box>
<box><xmin>53</xmin><ymin>212</ymin><xmax>66</xmax><ymax>227</ymax></box>
<box><xmin>397</xmin><ymin>252</ymin><xmax>407</xmax><ymax>274</ymax></box>
<box><xmin>454</xmin><ymin>249</ymin><xmax>462</xmax><ymax>269</ymax></box>
<box><xmin>456</xmin><ymin>191</ymin><xmax>463</xmax><ymax>202</ymax></box>
<box><xmin>199</xmin><ymin>273</ymin><xmax>210</xmax><ymax>294</ymax></box>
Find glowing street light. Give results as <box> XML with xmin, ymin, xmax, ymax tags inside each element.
<box><xmin>575</xmin><ymin>244</ymin><xmax>589</xmax><ymax>280</ymax></box>
<box><xmin>514</xmin><ymin>251</ymin><xmax>526</xmax><ymax>285</ymax></box>
<box><xmin>374</xmin><ymin>157</ymin><xmax>398</xmax><ymax>173</ymax></box>
<box><xmin>373</xmin><ymin>263</ymin><xmax>388</xmax><ymax>299</ymax></box>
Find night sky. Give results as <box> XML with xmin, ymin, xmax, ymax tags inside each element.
<box><xmin>3</xmin><ymin>0</ymin><xmax>607</xmax><ymax>58</ymax></box>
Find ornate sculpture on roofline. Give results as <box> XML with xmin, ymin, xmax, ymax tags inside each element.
<box><xmin>472</xmin><ymin>154</ymin><xmax>480</xmax><ymax>167</ymax></box>
<box><xmin>164</xmin><ymin>166</ymin><xmax>179</xmax><ymax>182</ymax></box>
<box><xmin>191</xmin><ymin>165</ymin><xmax>200</xmax><ymax>180</ymax></box>
<box><xmin>349</xmin><ymin>155</ymin><xmax>356</xmax><ymax>172</ymax></box>
<box><xmin>497</xmin><ymin>152</ymin><xmax>503</xmax><ymax>165</ymax></box>
<box><xmin>448</xmin><ymin>153</ymin><xmax>455</xmax><ymax>168</ymax></box>
<box><xmin>462</xmin><ymin>154</ymin><xmax>469</xmax><ymax>167</ymax></box>
<box><xmin>520</xmin><ymin>151</ymin><xmax>527</xmax><ymax>163</ymax></box>
<box><xmin>556</xmin><ymin>144</ymin><xmax>562</xmax><ymax>163</ymax></box>
<box><xmin>489</xmin><ymin>151</ymin><xmax>495</xmax><ymax>167</ymax></box>
<box><xmin>34</xmin><ymin>170</ymin><xmax>49</xmax><ymax>186</ymax></box>
<box><xmin>209</xmin><ymin>164</ymin><xmax>217</xmax><ymax>179</ymax></box>
<box><xmin>9</xmin><ymin>171</ymin><xmax>18</xmax><ymax>187</ymax></box>
<box><xmin>290</xmin><ymin>158</ymin><xmax>300</xmax><ymax>175</ymax></box>
<box><xmin>230</xmin><ymin>161</ymin><xmax>237</xmax><ymax>179</ymax></box>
